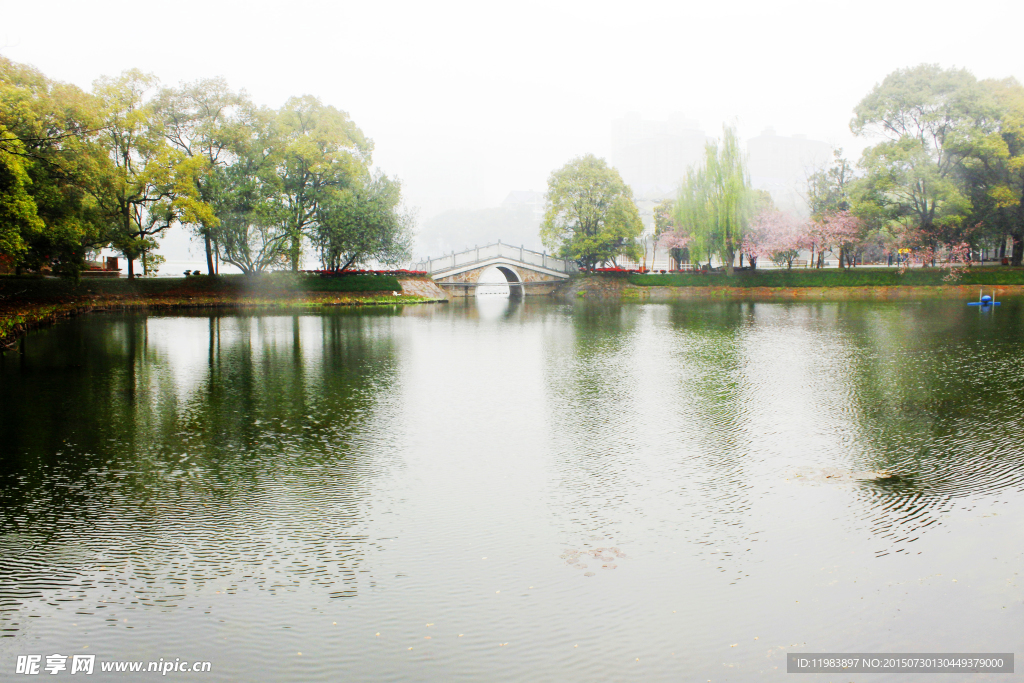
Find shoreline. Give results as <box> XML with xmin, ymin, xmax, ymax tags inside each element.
<box><xmin>0</xmin><ymin>281</ymin><xmax>447</xmax><ymax>350</ymax></box>
<box><xmin>4</xmin><ymin>277</ymin><xmax>1019</xmax><ymax>350</ymax></box>
<box><xmin>619</xmin><ymin>284</ymin><xmax>1024</xmax><ymax>301</ymax></box>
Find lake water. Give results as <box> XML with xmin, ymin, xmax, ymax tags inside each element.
<box><xmin>1</xmin><ymin>298</ymin><xmax>1022</xmax><ymax>682</ymax></box>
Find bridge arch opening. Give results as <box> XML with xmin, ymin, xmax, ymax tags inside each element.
<box><xmin>475</xmin><ymin>265</ymin><xmax>523</xmax><ymax>299</ymax></box>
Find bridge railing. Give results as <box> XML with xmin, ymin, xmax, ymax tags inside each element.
<box><xmin>412</xmin><ymin>242</ymin><xmax>578</xmax><ymax>275</ymax></box>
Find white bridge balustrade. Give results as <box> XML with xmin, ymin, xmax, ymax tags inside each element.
<box><xmin>412</xmin><ymin>242</ymin><xmax>577</xmax><ymax>276</ymax></box>
<box><xmin>412</xmin><ymin>242</ymin><xmax>576</xmax><ymax>297</ymax></box>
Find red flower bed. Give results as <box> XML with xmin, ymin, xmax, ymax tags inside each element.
<box><xmin>300</xmin><ymin>269</ymin><xmax>428</xmax><ymax>277</ymax></box>
<box><xmin>579</xmin><ymin>267</ymin><xmax>649</xmax><ymax>274</ymax></box>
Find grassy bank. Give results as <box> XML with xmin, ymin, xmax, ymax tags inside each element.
<box><xmin>0</xmin><ymin>273</ymin><xmax>434</xmax><ymax>349</ymax></box>
<box><xmin>628</xmin><ymin>268</ymin><xmax>1024</xmax><ymax>288</ymax></box>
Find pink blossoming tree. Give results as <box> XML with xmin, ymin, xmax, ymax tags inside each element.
<box><xmin>806</xmin><ymin>210</ymin><xmax>864</xmax><ymax>268</ymax></box>
<box><xmin>657</xmin><ymin>229</ymin><xmax>693</xmax><ymax>269</ymax></box>
<box><xmin>741</xmin><ymin>208</ymin><xmax>805</xmax><ymax>269</ymax></box>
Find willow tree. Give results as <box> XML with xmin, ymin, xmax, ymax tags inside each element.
<box><xmin>673</xmin><ymin>126</ymin><xmax>752</xmax><ymax>275</ymax></box>
<box><xmin>540</xmin><ymin>154</ymin><xmax>642</xmax><ymax>269</ymax></box>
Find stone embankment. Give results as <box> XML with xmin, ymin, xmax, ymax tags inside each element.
<box><xmin>397</xmin><ymin>278</ymin><xmax>448</xmax><ymax>300</ymax></box>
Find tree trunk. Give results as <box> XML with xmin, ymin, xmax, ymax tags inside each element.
<box><xmin>1013</xmin><ymin>204</ymin><xmax>1024</xmax><ymax>266</ymax></box>
<box><xmin>1012</xmin><ymin>227</ymin><xmax>1024</xmax><ymax>266</ymax></box>
<box><xmin>123</xmin><ymin>205</ymin><xmax>135</xmax><ymax>278</ymax></box>
<box><xmin>838</xmin><ymin>245</ymin><xmax>846</xmax><ymax>269</ymax></box>
<box><xmin>205</xmin><ymin>231</ymin><xmax>215</xmax><ymax>275</ymax></box>
<box><xmin>290</xmin><ymin>229</ymin><xmax>302</xmax><ymax>272</ymax></box>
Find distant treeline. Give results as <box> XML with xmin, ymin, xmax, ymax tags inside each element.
<box><xmin>657</xmin><ymin>65</ymin><xmax>1024</xmax><ymax>274</ymax></box>
<box><xmin>0</xmin><ymin>58</ymin><xmax>411</xmax><ymax>278</ymax></box>
<box><xmin>541</xmin><ymin>65</ymin><xmax>1024</xmax><ymax>276</ymax></box>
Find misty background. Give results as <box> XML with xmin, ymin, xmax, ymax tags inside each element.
<box><xmin>4</xmin><ymin>0</ymin><xmax>1021</xmax><ymax>268</ymax></box>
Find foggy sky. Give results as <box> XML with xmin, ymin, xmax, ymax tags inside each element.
<box><xmin>4</xmin><ymin>0</ymin><xmax>1022</xmax><ymax>251</ymax></box>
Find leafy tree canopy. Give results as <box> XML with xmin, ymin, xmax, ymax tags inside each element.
<box><xmin>851</xmin><ymin>64</ymin><xmax>985</xmax><ymax>246</ymax></box>
<box><xmin>540</xmin><ymin>154</ymin><xmax>642</xmax><ymax>269</ymax></box>
<box><xmin>276</xmin><ymin>95</ymin><xmax>374</xmax><ymax>270</ymax></box>
<box><xmin>954</xmin><ymin>77</ymin><xmax>1024</xmax><ymax>263</ymax></box>
<box><xmin>0</xmin><ymin>57</ymin><xmax>403</xmax><ymax>277</ymax></box>
<box><xmin>311</xmin><ymin>172</ymin><xmax>412</xmax><ymax>271</ymax></box>
<box><xmin>0</xmin><ymin>56</ymin><xmax>110</xmax><ymax>274</ymax></box>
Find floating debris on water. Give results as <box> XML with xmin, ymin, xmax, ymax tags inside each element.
<box><xmin>788</xmin><ymin>467</ymin><xmax>901</xmax><ymax>484</ymax></box>
<box><xmin>560</xmin><ymin>546</ymin><xmax>628</xmax><ymax>573</ymax></box>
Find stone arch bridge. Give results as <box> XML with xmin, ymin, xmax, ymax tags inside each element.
<box><xmin>412</xmin><ymin>242</ymin><xmax>576</xmax><ymax>297</ymax></box>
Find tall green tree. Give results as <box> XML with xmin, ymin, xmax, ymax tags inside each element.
<box><xmin>311</xmin><ymin>172</ymin><xmax>412</xmax><ymax>271</ymax></box>
<box><xmin>212</xmin><ymin>104</ymin><xmax>290</xmax><ymax>274</ymax></box>
<box><xmin>805</xmin><ymin>148</ymin><xmax>864</xmax><ymax>267</ymax></box>
<box><xmin>955</xmin><ymin>77</ymin><xmax>1024</xmax><ymax>264</ymax></box>
<box><xmin>92</xmin><ymin>69</ymin><xmax>179</xmax><ymax>277</ymax></box>
<box><xmin>0</xmin><ymin>56</ymin><xmax>110</xmax><ymax>275</ymax></box>
<box><xmin>540</xmin><ymin>154</ymin><xmax>642</xmax><ymax>269</ymax></box>
<box><xmin>851</xmin><ymin>65</ymin><xmax>984</xmax><ymax>254</ymax></box>
<box><xmin>0</xmin><ymin>126</ymin><xmax>43</xmax><ymax>262</ymax></box>
<box><xmin>274</xmin><ymin>95</ymin><xmax>373</xmax><ymax>270</ymax></box>
<box><xmin>154</xmin><ymin>77</ymin><xmax>244</xmax><ymax>274</ymax></box>
<box><xmin>673</xmin><ymin>126</ymin><xmax>752</xmax><ymax>275</ymax></box>
<box><xmin>806</xmin><ymin>148</ymin><xmax>855</xmax><ymax>218</ymax></box>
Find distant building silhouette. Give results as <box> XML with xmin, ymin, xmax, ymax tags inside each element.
<box><xmin>611</xmin><ymin>116</ymin><xmax>831</xmax><ymax>216</ymax></box>
<box><xmin>747</xmin><ymin>127</ymin><xmax>831</xmax><ymax>216</ymax></box>
<box><xmin>611</xmin><ymin>113</ymin><xmax>707</xmax><ymax>199</ymax></box>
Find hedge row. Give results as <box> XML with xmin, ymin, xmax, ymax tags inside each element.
<box><xmin>0</xmin><ymin>272</ymin><xmax>404</xmax><ymax>300</ymax></box>
<box><xmin>627</xmin><ymin>268</ymin><xmax>1024</xmax><ymax>288</ymax></box>
<box><xmin>300</xmin><ymin>274</ymin><xmax>402</xmax><ymax>292</ymax></box>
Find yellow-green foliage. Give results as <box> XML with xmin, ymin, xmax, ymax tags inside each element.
<box><xmin>541</xmin><ymin>155</ymin><xmax>643</xmax><ymax>269</ymax></box>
